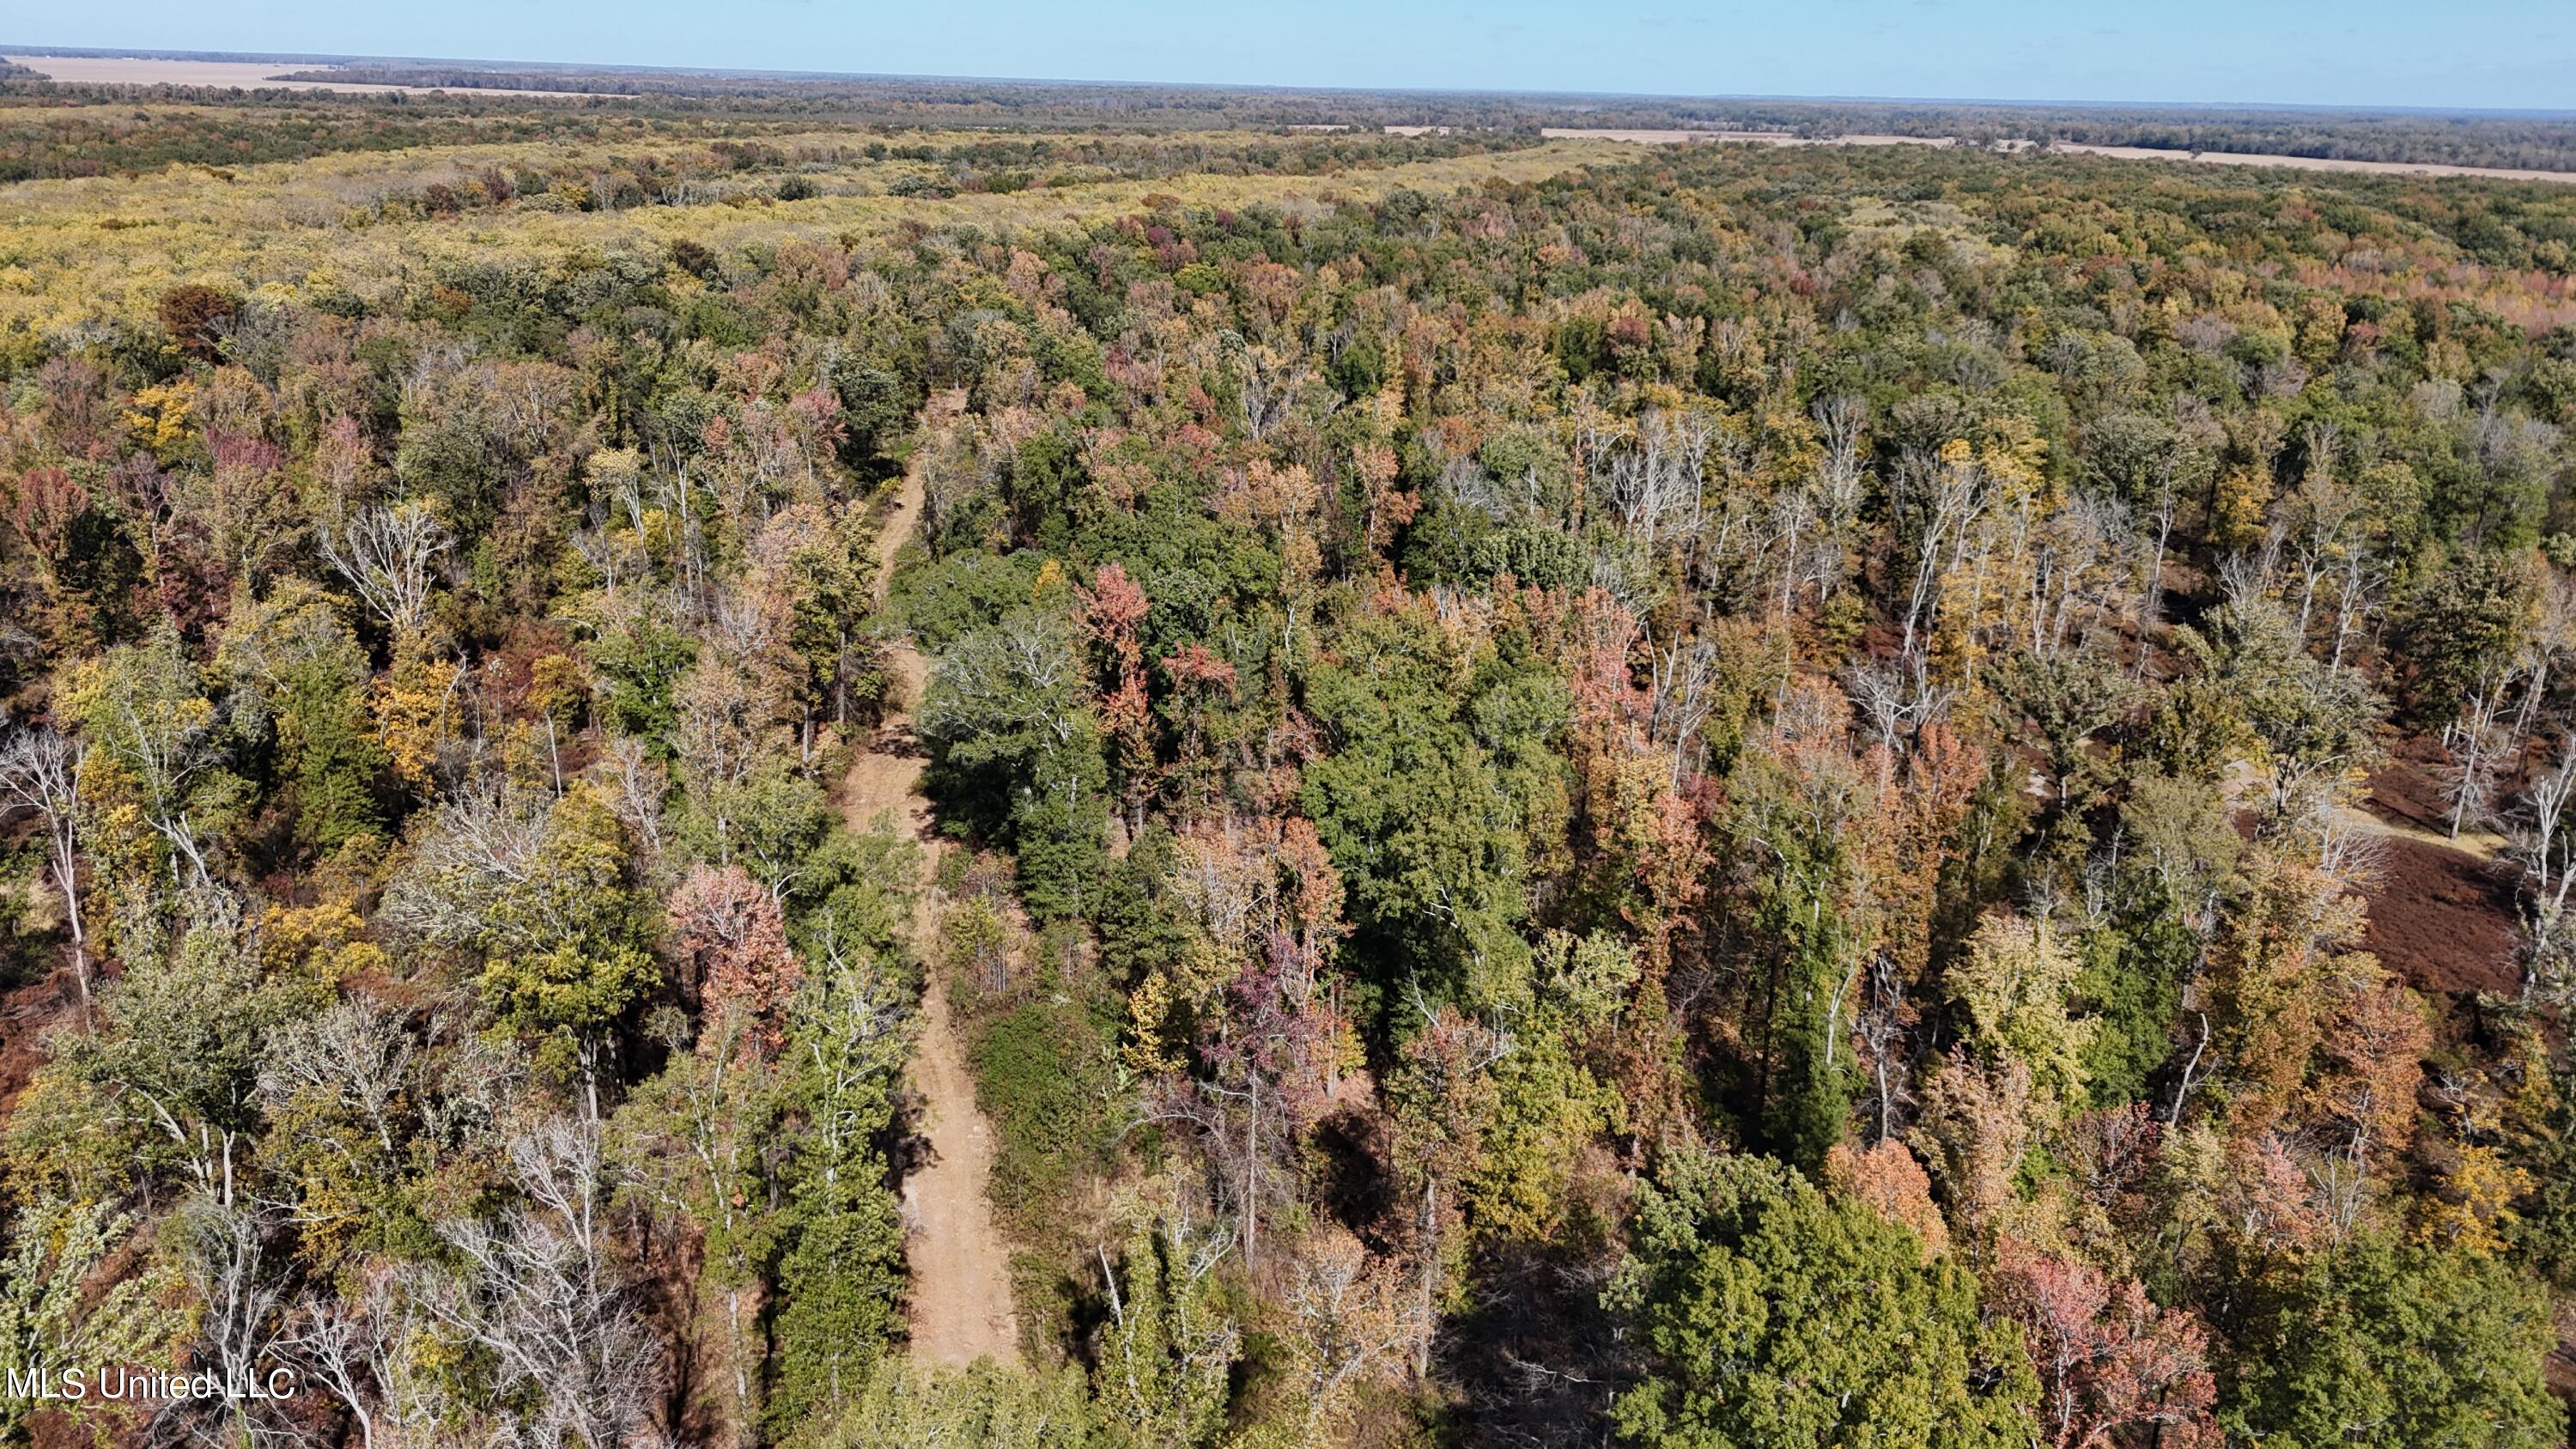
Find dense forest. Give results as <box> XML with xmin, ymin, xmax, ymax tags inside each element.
<box><xmin>3</xmin><ymin>80</ymin><xmax>2576</xmax><ymax>1448</ymax></box>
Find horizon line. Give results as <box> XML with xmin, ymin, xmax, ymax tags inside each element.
<box><xmin>8</xmin><ymin>41</ymin><xmax>2575</xmax><ymax>120</ymax></box>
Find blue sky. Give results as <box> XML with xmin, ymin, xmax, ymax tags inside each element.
<box><xmin>13</xmin><ymin>0</ymin><xmax>2573</xmax><ymax>111</ymax></box>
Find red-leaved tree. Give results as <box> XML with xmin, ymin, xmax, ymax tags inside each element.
<box><xmin>1990</xmin><ymin>1239</ymin><xmax>2217</xmax><ymax>1449</ymax></box>
<box><xmin>669</xmin><ymin>864</ymin><xmax>800</xmax><ymax>1056</ymax></box>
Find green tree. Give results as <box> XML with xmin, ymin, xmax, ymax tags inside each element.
<box><xmin>0</xmin><ymin>1198</ymin><xmax>184</xmax><ymax>1441</ymax></box>
<box><xmin>56</xmin><ymin>904</ymin><xmax>319</xmax><ymax>1204</ymax></box>
<box><xmin>2156</xmin><ymin>598</ymin><xmax>2378</xmax><ymax>814</ymax></box>
<box><xmin>1091</xmin><ymin>1218</ymin><xmax>1239</xmax><ymax>1449</ymax></box>
<box><xmin>765</xmin><ymin>502</ymin><xmax>884</xmax><ymax>729</ymax></box>
<box><xmin>1722</xmin><ymin>727</ymin><xmax>1868</xmax><ymax>1172</ymax></box>
<box><xmin>1607</xmin><ymin>1147</ymin><xmax>2037</xmax><ymax>1449</ymax></box>
<box><xmin>689</xmin><ymin>757</ymin><xmax>835</xmax><ymax>899</ymax></box>
<box><xmin>919</xmin><ymin>607</ymin><xmax>1105</xmax><ymax>921</ymax></box>
<box><xmin>1298</xmin><ymin>602</ymin><xmax>1568</xmax><ymax>1008</ymax></box>
<box><xmin>61</xmin><ymin>624</ymin><xmax>252</xmax><ymax>959</ymax></box>
<box><xmin>822</xmin><ymin>1359</ymin><xmax>1097</xmax><ymax>1449</ymax></box>
<box><xmin>768</xmin><ymin>941</ymin><xmax>913</xmax><ymax>1431</ymax></box>
<box><xmin>389</xmin><ymin>782</ymin><xmax>658</xmax><ymax>1115</ymax></box>
<box><xmin>592</xmin><ymin>608</ymin><xmax>700</xmax><ymax>743</ymax></box>
<box><xmin>1947</xmin><ymin>910</ymin><xmax>2093</xmax><ymax>1115</ymax></box>
<box><xmin>218</xmin><ymin>580</ymin><xmax>387</xmax><ymax>853</ymax></box>
<box><xmin>2072</xmin><ymin>916</ymin><xmax>2190</xmax><ymax>1108</ymax></box>
<box><xmin>1989</xmin><ymin>649</ymin><xmax>2135</xmax><ymax>818</ymax></box>
<box><xmin>616</xmin><ymin>1005</ymin><xmax>788</xmax><ymax>1440</ymax></box>
<box><xmin>2222</xmin><ymin>1235</ymin><xmax>2563</xmax><ymax>1448</ymax></box>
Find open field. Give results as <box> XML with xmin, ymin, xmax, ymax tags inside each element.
<box><xmin>0</xmin><ymin>131</ymin><xmax>1635</xmax><ymax>344</ymax></box>
<box><xmin>1522</xmin><ymin>123</ymin><xmax>2576</xmax><ymax>183</ymax></box>
<box><xmin>9</xmin><ymin>119</ymin><xmax>2574</xmax><ymax>361</ymax></box>
<box><xmin>1537</xmin><ymin>126</ymin><xmax>1952</xmax><ymax>148</ymax></box>
<box><xmin>2048</xmin><ymin>139</ymin><xmax>2576</xmax><ymax>184</ymax></box>
<box><xmin>3</xmin><ymin>52</ymin><xmax>617</xmax><ymax>97</ymax></box>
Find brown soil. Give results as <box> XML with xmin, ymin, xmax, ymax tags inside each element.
<box><xmin>840</xmin><ymin>396</ymin><xmax>1023</xmax><ymax>1367</ymax></box>
<box><xmin>0</xmin><ymin>976</ymin><xmax>67</xmax><ymax>1121</ymax></box>
<box><xmin>2364</xmin><ymin>737</ymin><xmax>2509</xmax><ymax>850</ymax></box>
<box><xmin>2345</xmin><ymin>740</ymin><xmax>2524</xmax><ymax>999</ymax></box>
<box><xmin>2354</xmin><ymin>833</ymin><xmax>2524</xmax><ymax>998</ymax></box>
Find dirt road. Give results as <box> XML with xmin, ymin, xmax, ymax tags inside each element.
<box><xmin>841</xmin><ymin>403</ymin><xmax>1023</xmax><ymax>1366</ymax></box>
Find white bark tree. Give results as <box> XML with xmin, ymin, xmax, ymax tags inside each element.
<box><xmin>319</xmin><ymin>501</ymin><xmax>452</xmax><ymax>636</ymax></box>
<box><xmin>0</xmin><ymin>726</ymin><xmax>90</xmax><ymax>1014</ymax></box>
<box><xmin>404</xmin><ymin>1117</ymin><xmax>665</xmax><ymax>1449</ymax></box>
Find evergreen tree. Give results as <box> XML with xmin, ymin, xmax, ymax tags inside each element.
<box><xmin>2222</xmin><ymin>1235</ymin><xmax>2564</xmax><ymax>1449</ymax></box>
<box><xmin>1607</xmin><ymin>1147</ymin><xmax>2037</xmax><ymax>1449</ymax></box>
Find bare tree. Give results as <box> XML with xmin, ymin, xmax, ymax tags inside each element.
<box><xmin>258</xmin><ymin>998</ymin><xmax>418</xmax><ymax>1158</ymax></box>
<box><xmin>87</xmin><ymin>654</ymin><xmax>228</xmax><ymax>892</ymax></box>
<box><xmin>1856</xmin><ymin>956</ymin><xmax>1917</xmax><ymax>1145</ymax></box>
<box><xmin>1844</xmin><ymin>658</ymin><xmax>1953</xmax><ymax>756</ymax></box>
<box><xmin>2133</xmin><ymin>454</ymin><xmax>2184</xmax><ymax>675</ymax></box>
<box><xmin>319</xmin><ymin>502</ymin><xmax>451</xmax><ymax>635</ymax></box>
<box><xmin>2281</xmin><ymin>423</ymin><xmax>2354</xmax><ymax>640</ymax></box>
<box><xmin>2215</xmin><ymin>532</ymin><xmax>2283</xmax><ymax>619</ymax></box>
<box><xmin>2440</xmin><ymin>658</ymin><xmax>2523</xmax><ymax>839</ymax></box>
<box><xmin>1280</xmin><ymin>1231</ymin><xmax>1418</xmax><ymax>1441</ymax></box>
<box><xmin>164</xmin><ymin>1196</ymin><xmax>295</xmax><ymax>1449</ymax></box>
<box><xmin>1888</xmin><ymin>445</ymin><xmax>1998</xmax><ymax>695</ymax></box>
<box><xmin>0</xmin><ymin>726</ymin><xmax>90</xmax><ymax>1014</ymax></box>
<box><xmin>415</xmin><ymin>1024</ymin><xmax>529</xmax><ymax>1156</ymax></box>
<box><xmin>1645</xmin><ymin>630</ymin><xmax>1722</xmax><ymax>787</ymax></box>
<box><xmin>1766</xmin><ymin>489</ymin><xmax>1821</xmax><ymax>626</ymax></box>
<box><xmin>380</xmin><ymin>786</ymin><xmax>553</xmax><ymax>947</ymax></box>
<box><xmin>276</xmin><ymin>1282</ymin><xmax>406</xmax><ymax>1449</ymax></box>
<box><xmin>2313</xmin><ymin>802</ymin><xmax>2388</xmax><ymax>895</ymax></box>
<box><xmin>2514</xmin><ymin>570</ymin><xmax>2576</xmax><ymax>737</ymax></box>
<box><xmin>2514</xmin><ymin>737</ymin><xmax>2576</xmax><ymax>1004</ymax></box>
<box><xmin>569</xmin><ymin>525</ymin><xmax>647</xmax><ymax>603</ymax></box>
<box><xmin>2518</xmin><ymin>737</ymin><xmax>2576</xmax><ymax>900</ymax></box>
<box><xmin>1811</xmin><ymin>395</ymin><xmax>1868</xmax><ymax>527</ymax></box>
<box><xmin>1599</xmin><ymin>409</ymin><xmax>1716</xmax><ymax>555</ymax></box>
<box><xmin>2020</xmin><ymin>489</ymin><xmax>2134</xmax><ymax>661</ymax></box>
<box><xmin>1236</xmin><ymin>342</ymin><xmax>1299</xmax><ymax>442</ymax></box>
<box><xmin>2325</xmin><ymin>545</ymin><xmax>2389</xmax><ymax>673</ymax></box>
<box><xmin>404</xmin><ymin>1117</ymin><xmax>664</xmax><ymax>1449</ymax></box>
<box><xmin>593</xmin><ymin>734</ymin><xmax>671</xmax><ymax>876</ymax></box>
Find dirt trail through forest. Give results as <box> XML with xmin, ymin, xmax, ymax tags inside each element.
<box><xmin>839</xmin><ymin>398</ymin><xmax>1023</xmax><ymax>1366</ymax></box>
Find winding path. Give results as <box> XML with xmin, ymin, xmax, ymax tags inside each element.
<box><xmin>840</xmin><ymin>400</ymin><xmax>1023</xmax><ymax>1366</ymax></box>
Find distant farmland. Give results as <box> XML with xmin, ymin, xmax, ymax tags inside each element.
<box><xmin>1516</xmin><ymin>125</ymin><xmax>2576</xmax><ymax>182</ymax></box>
<box><xmin>3</xmin><ymin>52</ymin><xmax>613</xmax><ymax>96</ymax></box>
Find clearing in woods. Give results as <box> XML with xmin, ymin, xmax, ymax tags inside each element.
<box><xmin>840</xmin><ymin>395</ymin><xmax>1023</xmax><ymax>1366</ymax></box>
